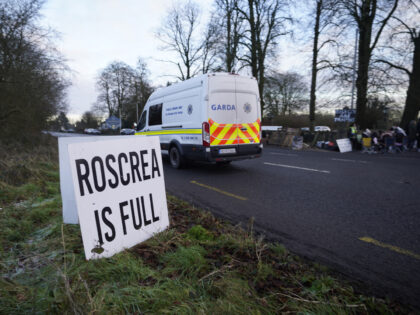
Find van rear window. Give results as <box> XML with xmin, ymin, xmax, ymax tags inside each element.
<box><xmin>149</xmin><ymin>104</ymin><xmax>162</xmax><ymax>126</ymax></box>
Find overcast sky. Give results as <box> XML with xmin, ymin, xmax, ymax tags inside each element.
<box><xmin>40</xmin><ymin>0</ymin><xmax>305</xmax><ymax>120</ymax></box>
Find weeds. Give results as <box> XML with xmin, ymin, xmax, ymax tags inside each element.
<box><xmin>185</xmin><ymin>224</ymin><xmax>214</xmax><ymax>241</ymax></box>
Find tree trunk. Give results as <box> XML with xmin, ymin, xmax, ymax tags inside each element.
<box><xmin>246</xmin><ymin>0</ymin><xmax>262</xmax><ymax>114</ymax></box>
<box><xmin>226</xmin><ymin>6</ymin><xmax>233</xmax><ymax>72</ymax></box>
<box><xmin>400</xmin><ymin>35</ymin><xmax>420</xmax><ymax>129</ymax></box>
<box><xmin>309</xmin><ymin>0</ymin><xmax>322</xmax><ymax>132</ymax></box>
<box><xmin>258</xmin><ymin>61</ymin><xmax>265</xmax><ymax>114</ymax></box>
<box><xmin>352</xmin><ymin>0</ymin><xmax>398</xmax><ymax>129</ymax></box>
<box><xmin>248</xmin><ymin>0</ymin><xmax>258</xmax><ymax>81</ymax></box>
<box><xmin>356</xmin><ymin>20</ymin><xmax>373</xmax><ymax>129</ymax></box>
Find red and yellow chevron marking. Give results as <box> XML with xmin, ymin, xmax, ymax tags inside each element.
<box><xmin>209</xmin><ymin>118</ymin><xmax>260</xmax><ymax>146</ymax></box>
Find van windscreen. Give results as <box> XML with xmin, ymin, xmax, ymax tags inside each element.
<box><xmin>137</xmin><ymin>110</ymin><xmax>147</xmax><ymax>130</ymax></box>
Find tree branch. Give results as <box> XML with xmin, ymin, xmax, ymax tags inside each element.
<box><xmin>373</xmin><ymin>59</ymin><xmax>411</xmax><ymax>76</ymax></box>
<box><xmin>370</xmin><ymin>0</ymin><xmax>399</xmax><ymax>53</ymax></box>
<box><xmin>391</xmin><ymin>15</ymin><xmax>416</xmax><ymax>42</ymax></box>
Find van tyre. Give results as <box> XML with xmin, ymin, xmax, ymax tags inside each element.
<box><xmin>169</xmin><ymin>146</ymin><xmax>185</xmax><ymax>169</ymax></box>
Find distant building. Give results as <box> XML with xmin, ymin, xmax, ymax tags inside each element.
<box><xmin>101</xmin><ymin>115</ymin><xmax>121</xmax><ymax>130</ymax></box>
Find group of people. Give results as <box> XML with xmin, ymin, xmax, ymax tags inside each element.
<box><xmin>348</xmin><ymin>119</ymin><xmax>420</xmax><ymax>153</ymax></box>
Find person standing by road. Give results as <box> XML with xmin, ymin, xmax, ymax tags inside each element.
<box><xmin>348</xmin><ymin>123</ymin><xmax>358</xmax><ymax>150</ymax></box>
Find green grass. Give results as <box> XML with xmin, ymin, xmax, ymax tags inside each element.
<box><xmin>0</xmin><ymin>139</ymin><xmax>413</xmax><ymax>314</ymax></box>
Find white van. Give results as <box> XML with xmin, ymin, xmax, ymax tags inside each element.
<box><xmin>135</xmin><ymin>73</ymin><xmax>263</xmax><ymax>168</ymax></box>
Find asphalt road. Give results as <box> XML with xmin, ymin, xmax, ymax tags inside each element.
<box><xmin>162</xmin><ymin>146</ymin><xmax>420</xmax><ymax>307</ymax></box>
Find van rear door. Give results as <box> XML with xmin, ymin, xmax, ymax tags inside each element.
<box><xmin>235</xmin><ymin>76</ymin><xmax>260</xmax><ymax>144</ymax></box>
<box><xmin>208</xmin><ymin>76</ymin><xmax>238</xmax><ymax>146</ymax></box>
<box><xmin>208</xmin><ymin>75</ymin><xmax>260</xmax><ymax>147</ymax></box>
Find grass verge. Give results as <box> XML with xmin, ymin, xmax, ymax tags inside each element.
<box><xmin>0</xmin><ymin>137</ymin><xmax>412</xmax><ymax>314</ymax></box>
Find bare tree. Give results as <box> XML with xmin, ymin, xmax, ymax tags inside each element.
<box><xmin>264</xmin><ymin>71</ymin><xmax>308</xmax><ymax>116</ymax></box>
<box><xmin>237</xmin><ymin>0</ymin><xmax>292</xmax><ymax>115</ymax></box>
<box><xmin>309</xmin><ymin>0</ymin><xmax>324</xmax><ymax>132</ymax></box>
<box><xmin>94</xmin><ymin>69</ymin><xmax>112</xmax><ymax>116</ymax></box>
<box><xmin>212</xmin><ymin>0</ymin><xmax>244</xmax><ymax>72</ymax></box>
<box><xmin>128</xmin><ymin>59</ymin><xmax>154</xmax><ymax>124</ymax></box>
<box><xmin>94</xmin><ymin>60</ymin><xmax>153</xmax><ymax>126</ymax></box>
<box><xmin>308</xmin><ymin>0</ymin><xmax>340</xmax><ymax>131</ymax></box>
<box><xmin>373</xmin><ymin>1</ymin><xmax>419</xmax><ymax>128</ymax></box>
<box><xmin>94</xmin><ymin>61</ymin><xmax>134</xmax><ymax>118</ymax></box>
<box><xmin>201</xmin><ymin>19</ymin><xmax>220</xmax><ymax>74</ymax></box>
<box><xmin>339</xmin><ymin>0</ymin><xmax>399</xmax><ymax>128</ymax></box>
<box><xmin>156</xmin><ymin>0</ymin><xmax>203</xmax><ymax>80</ymax></box>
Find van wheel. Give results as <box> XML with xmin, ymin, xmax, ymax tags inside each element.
<box><xmin>169</xmin><ymin>146</ymin><xmax>185</xmax><ymax>169</ymax></box>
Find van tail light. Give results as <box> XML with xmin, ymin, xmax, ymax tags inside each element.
<box><xmin>202</xmin><ymin>122</ymin><xmax>210</xmax><ymax>147</ymax></box>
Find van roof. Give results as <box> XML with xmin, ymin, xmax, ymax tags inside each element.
<box><xmin>148</xmin><ymin>72</ymin><xmax>256</xmax><ymax>103</ymax></box>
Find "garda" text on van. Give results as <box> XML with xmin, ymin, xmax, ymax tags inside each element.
<box><xmin>211</xmin><ymin>104</ymin><xmax>236</xmax><ymax>111</ymax></box>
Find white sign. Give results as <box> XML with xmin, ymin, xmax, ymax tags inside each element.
<box><xmin>334</xmin><ymin>109</ymin><xmax>356</xmax><ymax>122</ymax></box>
<box><xmin>67</xmin><ymin>136</ymin><xmax>169</xmax><ymax>260</ymax></box>
<box><xmin>336</xmin><ymin>138</ymin><xmax>352</xmax><ymax>153</ymax></box>
<box><xmin>59</xmin><ymin>136</ymin><xmax>129</xmax><ymax>224</ymax></box>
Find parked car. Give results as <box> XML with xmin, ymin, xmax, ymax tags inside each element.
<box><xmin>261</xmin><ymin>126</ymin><xmax>282</xmax><ymax>132</ymax></box>
<box><xmin>60</xmin><ymin>127</ymin><xmax>75</xmax><ymax>133</ymax></box>
<box><xmin>120</xmin><ymin>128</ymin><xmax>135</xmax><ymax>135</ymax></box>
<box><xmin>301</xmin><ymin>126</ymin><xmax>331</xmax><ymax>132</ymax></box>
<box><xmin>84</xmin><ymin>128</ymin><xmax>101</xmax><ymax>135</ymax></box>
<box><xmin>315</xmin><ymin>126</ymin><xmax>331</xmax><ymax>132</ymax></box>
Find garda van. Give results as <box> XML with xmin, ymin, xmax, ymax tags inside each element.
<box><xmin>135</xmin><ymin>73</ymin><xmax>262</xmax><ymax>168</ymax></box>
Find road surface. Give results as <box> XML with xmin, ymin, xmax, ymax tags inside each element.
<box><xmin>163</xmin><ymin>146</ymin><xmax>420</xmax><ymax>307</ymax></box>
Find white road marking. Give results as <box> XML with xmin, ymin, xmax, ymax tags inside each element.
<box><xmin>331</xmin><ymin>158</ymin><xmax>369</xmax><ymax>164</ymax></box>
<box><xmin>264</xmin><ymin>162</ymin><xmax>330</xmax><ymax>173</ymax></box>
<box><xmin>270</xmin><ymin>152</ymin><xmax>298</xmax><ymax>157</ymax></box>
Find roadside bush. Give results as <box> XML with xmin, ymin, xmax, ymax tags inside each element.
<box><xmin>0</xmin><ymin>0</ymin><xmax>69</xmax><ymax>144</ymax></box>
